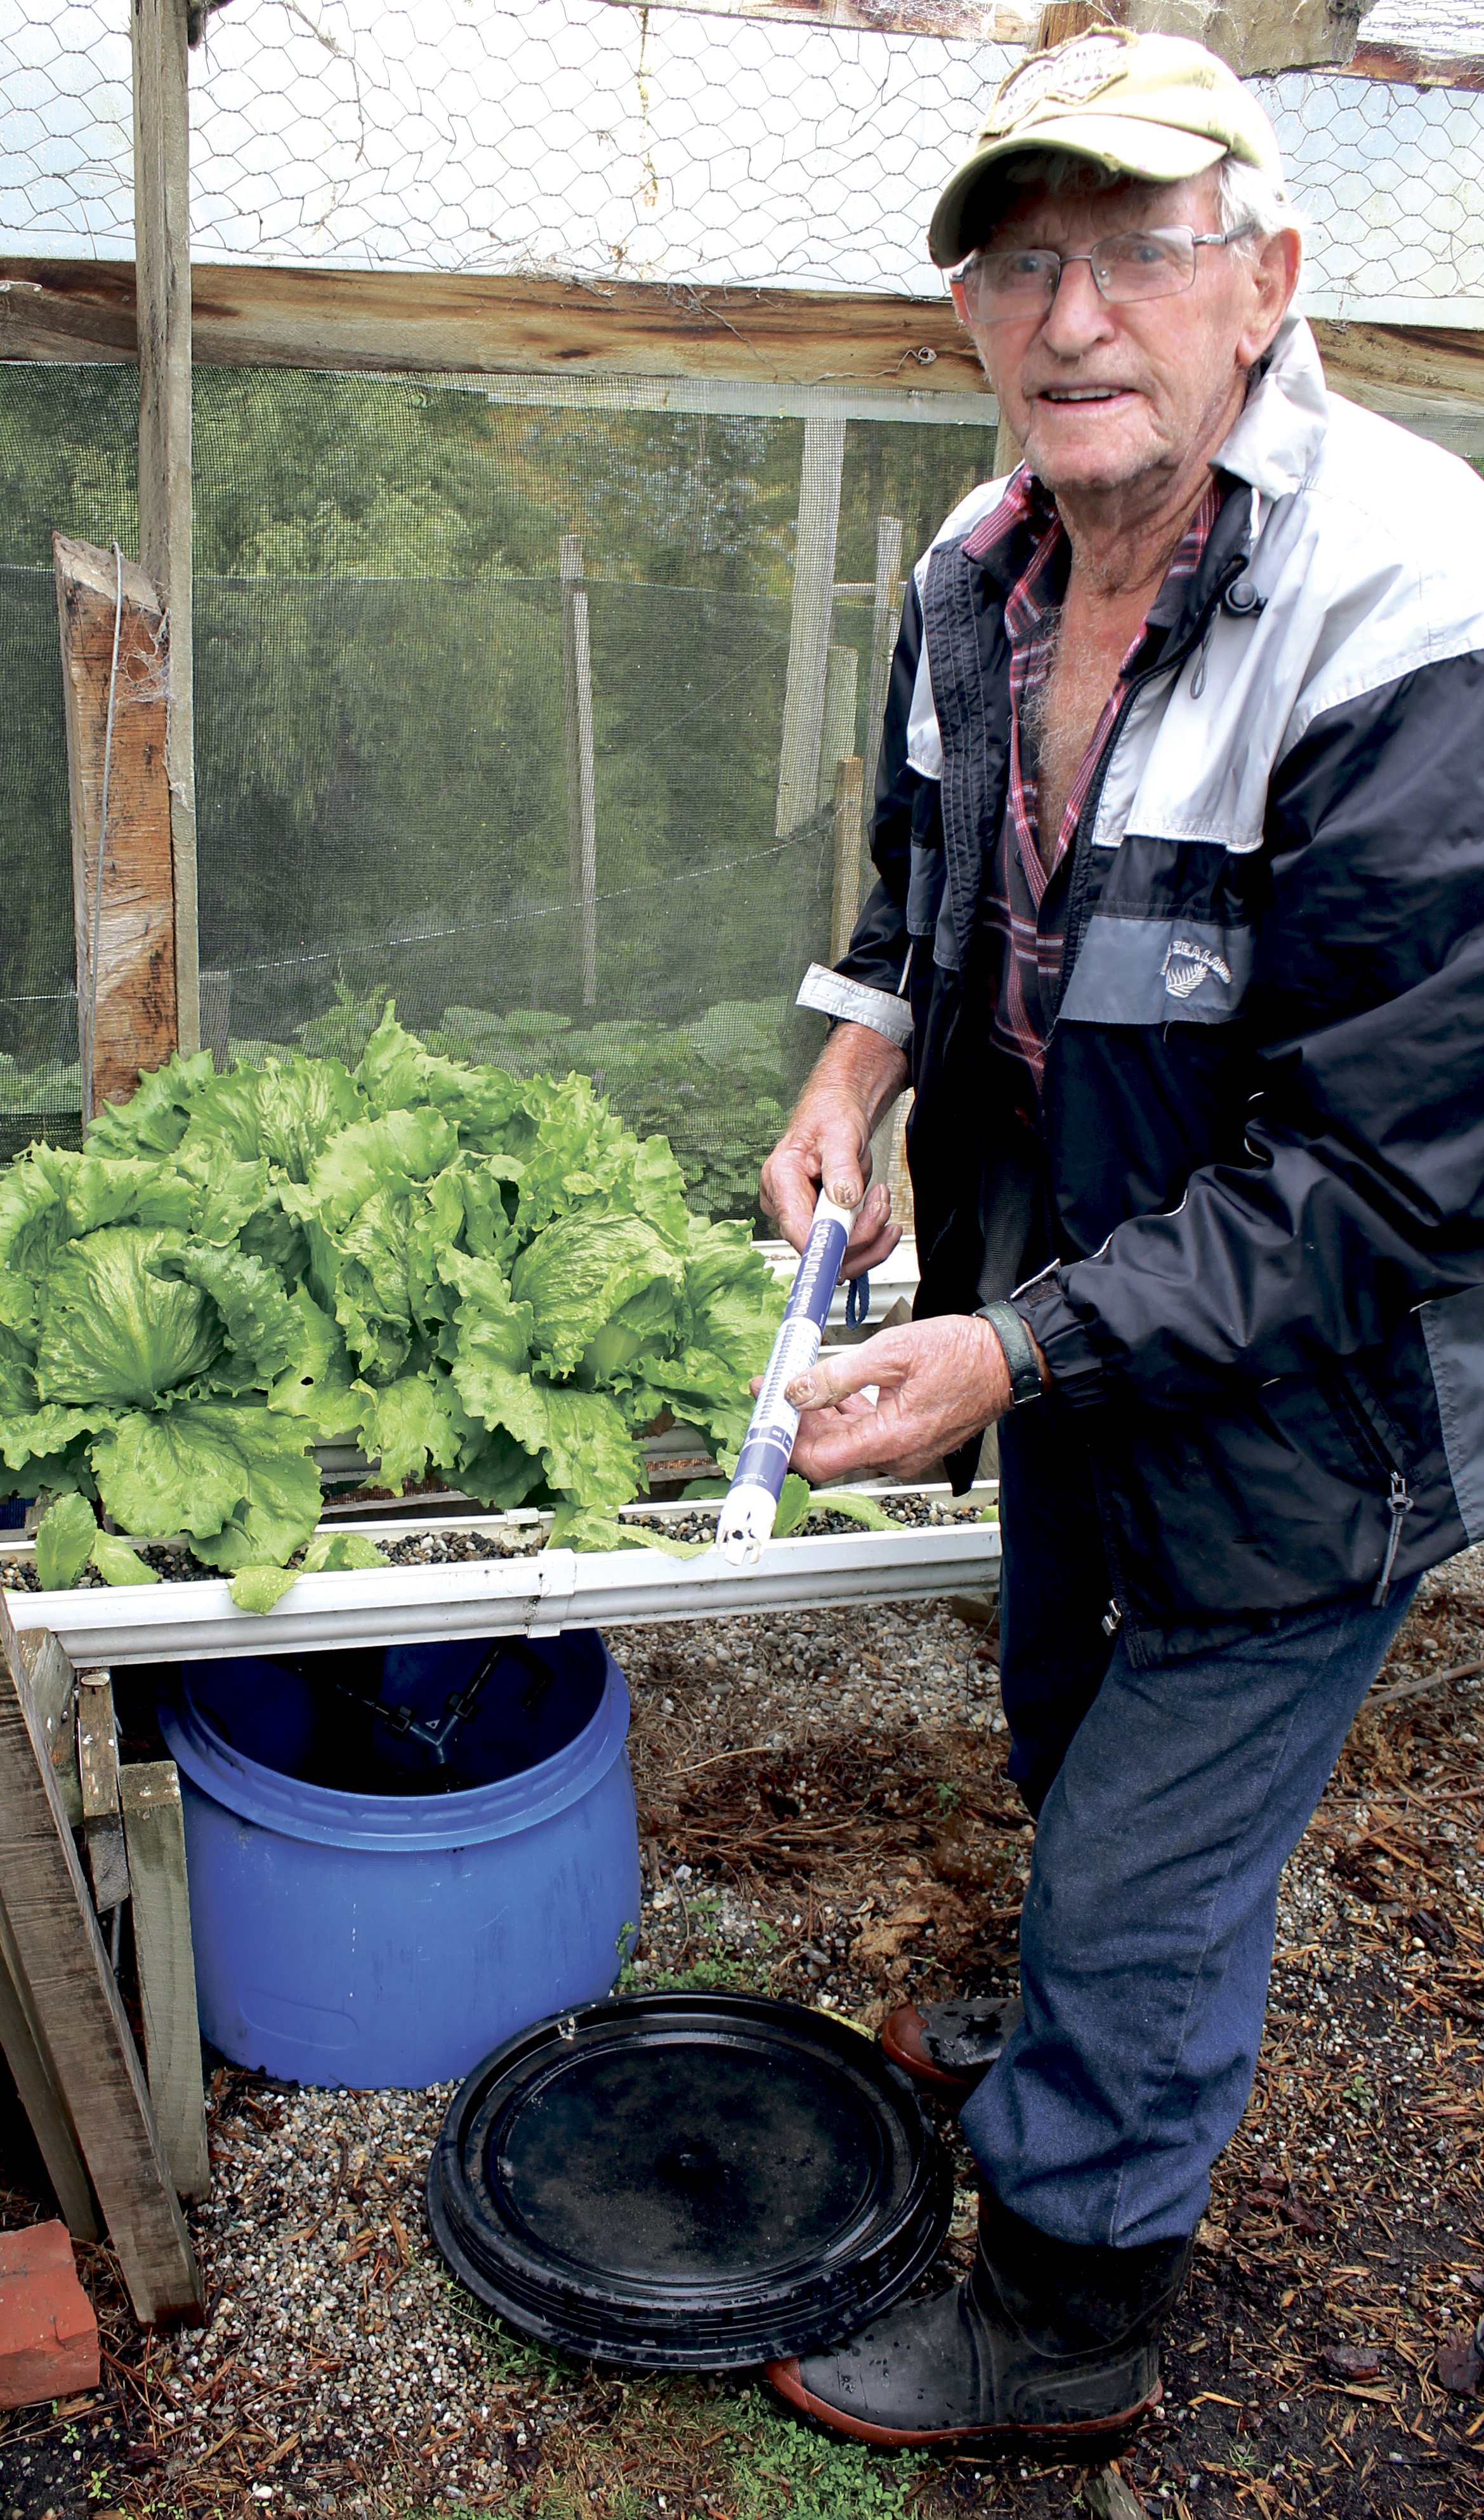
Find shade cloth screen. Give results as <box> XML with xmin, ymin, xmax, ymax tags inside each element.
<box><xmin>0</xmin><ymin>361</ymin><xmax>993</xmax><ymax>1206</ymax></box>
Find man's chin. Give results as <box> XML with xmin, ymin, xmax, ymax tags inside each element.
<box><xmin>1021</xmin><ymin>410</ymin><xmax>1167</xmax><ymax>495</ymax></box>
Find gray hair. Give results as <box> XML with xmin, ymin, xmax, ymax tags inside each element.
<box><xmin>1215</xmin><ymin>152</ymin><xmax>1303</xmax><ymax>248</ymax></box>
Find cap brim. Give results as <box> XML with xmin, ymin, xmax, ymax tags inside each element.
<box><xmin>929</xmin><ymin>119</ymin><xmax>1226</xmax><ymax>268</ymax></box>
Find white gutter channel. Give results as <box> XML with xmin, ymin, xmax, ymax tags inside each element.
<box><xmin>1</xmin><ymin>1507</ymin><xmax>999</xmax><ymax>1669</ymax></box>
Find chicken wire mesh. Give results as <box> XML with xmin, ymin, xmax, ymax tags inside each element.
<box><xmin>3</xmin><ymin>0</ymin><xmax>1484</xmax><ymax>317</ymax></box>
<box><xmin>2</xmin><ymin>0</ymin><xmax>1482</xmax><ymax>1198</ymax></box>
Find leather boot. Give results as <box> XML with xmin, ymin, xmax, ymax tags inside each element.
<box><xmin>766</xmin><ymin>2189</ymin><xmax>1193</xmax><ymax>2449</ymax></box>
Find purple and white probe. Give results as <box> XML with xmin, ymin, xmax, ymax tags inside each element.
<box><xmin>716</xmin><ymin>1191</ymin><xmax>858</xmax><ymax>1566</ymax></box>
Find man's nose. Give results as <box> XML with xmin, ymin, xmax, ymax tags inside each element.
<box><xmin>1039</xmin><ymin>256</ymin><xmax>1117</xmax><ymax>355</ymax></box>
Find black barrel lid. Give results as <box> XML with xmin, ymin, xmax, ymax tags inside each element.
<box><xmin>426</xmin><ymin>1992</ymin><xmax>953</xmax><ymax>2370</ymax></box>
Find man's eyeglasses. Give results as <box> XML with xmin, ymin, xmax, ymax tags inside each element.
<box><xmin>949</xmin><ymin>225</ymin><xmax>1256</xmax><ymax>326</ymax></box>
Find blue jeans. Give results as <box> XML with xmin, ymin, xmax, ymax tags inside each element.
<box><xmin>959</xmin><ymin>1405</ymin><xmax>1416</xmax><ymax>2250</ymax></box>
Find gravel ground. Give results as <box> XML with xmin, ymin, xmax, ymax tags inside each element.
<box><xmin>0</xmin><ymin>1556</ymin><xmax>1479</xmax><ymax>2520</ymax></box>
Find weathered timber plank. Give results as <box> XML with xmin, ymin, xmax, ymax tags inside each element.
<box><xmin>1344</xmin><ymin>39</ymin><xmax>1484</xmax><ymax>88</ymax></box>
<box><xmin>24</xmin><ymin>1632</ymin><xmax>82</xmax><ymax>1830</ymax></box>
<box><xmin>0</xmin><ymin>1906</ymin><xmax>100</xmax><ymax>2241</ymax></box>
<box><xmin>53</xmin><ymin>534</ymin><xmax>179</xmax><ymax>1124</ymax></box>
<box><xmin>121</xmin><ymin>1764</ymin><xmax>211</xmax><ymax>2203</ymax></box>
<box><xmin>1310</xmin><ymin>319</ymin><xmax>1484</xmax><ymax>404</ymax></box>
<box><xmin>77</xmin><ymin>1672</ymin><xmax>130</xmax><ymax>1915</ymax></box>
<box><xmin>0</xmin><ymin>259</ymin><xmax>988</xmax><ymax>394</ymax></box>
<box><xmin>592</xmin><ymin>0</ymin><xmax>1035</xmax><ymax>33</ymax></box>
<box><xmin>133</xmin><ymin>0</ymin><xmax>199</xmax><ymax>1059</ymax></box>
<box><xmin>0</xmin><ymin>1611</ymin><xmax>203</xmax><ymax>2324</ymax></box>
<box><xmin>5</xmin><ymin>261</ymin><xmax>1482</xmax><ymax>412</ymax></box>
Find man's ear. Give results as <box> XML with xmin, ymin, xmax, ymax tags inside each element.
<box><xmin>1238</xmin><ymin>227</ymin><xmax>1301</xmax><ymax>368</ymax></box>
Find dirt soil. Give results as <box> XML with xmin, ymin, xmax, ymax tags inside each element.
<box><xmin>0</xmin><ymin>1558</ymin><xmax>1480</xmax><ymax>2520</ymax></box>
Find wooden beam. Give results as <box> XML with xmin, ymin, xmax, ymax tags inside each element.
<box><xmin>121</xmin><ymin>1764</ymin><xmax>211</xmax><ymax>2203</ymax></box>
<box><xmin>53</xmin><ymin>534</ymin><xmax>180</xmax><ymax>1124</ymax></box>
<box><xmin>22</xmin><ymin>1631</ymin><xmax>82</xmax><ymax>1832</ymax></box>
<box><xmin>77</xmin><ymin>1672</ymin><xmax>129</xmax><ymax>1916</ymax></box>
<box><xmin>0</xmin><ymin>259</ymin><xmax>989</xmax><ymax>398</ymax></box>
<box><xmin>593</xmin><ymin>0</ymin><xmax>1035</xmax><ymax>32</ymax></box>
<box><xmin>133</xmin><ymin>0</ymin><xmax>199</xmax><ymax>1061</ymax></box>
<box><xmin>0</xmin><ymin>1615</ymin><xmax>203</xmax><ymax>2325</ymax></box>
<box><xmin>558</xmin><ymin>537</ymin><xmax>600</xmax><ymax>1011</ymax></box>
<box><xmin>1344</xmin><ymin>39</ymin><xmax>1484</xmax><ymax>89</ymax></box>
<box><xmin>830</xmin><ymin>754</ymin><xmax>867</xmax><ymax>963</ymax></box>
<box><xmin>0</xmin><ymin>1911</ymin><xmax>100</xmax><ymax>2243</ymax></box>
<box><xmin>860</xmin><ymin>515</ymin><xmax>905</xmax><ymax>866</ymax></box>
<box><xmin>777</xmin><ymin>417</ymin><xmax>847</xmax><ymax>836</ymax></box>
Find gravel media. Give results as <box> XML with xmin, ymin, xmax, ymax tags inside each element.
<box><xmin>0</xmin><ymin>1552</ymin><xmax>1478</xmax><ymax>2520</ymax></box>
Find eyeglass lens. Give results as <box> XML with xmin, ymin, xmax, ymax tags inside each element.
<box><xmin>959</xmin><ymin>228</ymin><xmax>1201</xmax><ymax>322</ymax></box>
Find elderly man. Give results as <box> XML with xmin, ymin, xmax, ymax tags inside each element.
<box><xmin>760</xmin><ymin>27</ymin><xmax>1484</xmax><ymax>2453</ymax></box>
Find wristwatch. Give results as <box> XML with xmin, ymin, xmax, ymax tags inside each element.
<box><xmin>976</xmin><ymin>1299</ymin><xmax>1044</xmax><ymax>1408</ymax></box>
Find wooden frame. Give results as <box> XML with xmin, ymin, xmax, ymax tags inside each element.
<box><xmin>0</xmin><ymin>1611</ymin><xmax>203</xmax><ymax>2325</ymax></box>
<box><xmin>53</xmin><ymin>535</ymin><xmax>180</xmax><ymax>1123</ymax></box>
<box><xmin>3</xmin><ymin>259</ymin><xmax>1483</xmax><ymax>434</ymax></box>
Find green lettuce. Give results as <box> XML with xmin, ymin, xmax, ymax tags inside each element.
<box><xmin>0</xmin><ymin>1005</ymin><xmax>785</xmax><ymax>1566</ymax></box>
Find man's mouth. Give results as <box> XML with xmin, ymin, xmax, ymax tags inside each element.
<box><xmin>1035</xmin><ymin>386</ymin><xmax>1133</xmax><ymax>404</ymax></box>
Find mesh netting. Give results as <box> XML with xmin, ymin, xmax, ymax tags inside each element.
<box><xmin>0</xmin><ymin>358</ymin><xmax>989</xmax><ymax>1204</ymax></box>
<box><xmin>3</xmin><ymin>0</ymin><xmax>1484</xmax><ymax>319</ymax></box>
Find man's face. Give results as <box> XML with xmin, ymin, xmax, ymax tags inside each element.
<box><xmin>963</xmin><ymin>168</ymin><xmax>1297</xmax><ymax>498</ymax></box>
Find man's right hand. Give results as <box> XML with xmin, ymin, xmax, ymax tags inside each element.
<box><xmin>759</xmin><ymin>1021</ymin><xmax>910</xmax><ymax>1271</ymax></box>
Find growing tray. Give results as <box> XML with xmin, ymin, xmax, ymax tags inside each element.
<box><xmin>0</xmin><ymin>1493</ymin><xmax>999</xmax><ymax>1667</ymax></box>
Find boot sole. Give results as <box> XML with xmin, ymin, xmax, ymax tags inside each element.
<box><xmin>765</xmin><ymin>2356</ymin><xmax>1162</xmax><ymax>2450</ymax></box>
<box><xmin>879</xmin><ymin>2021</ymin><xmax>983</xmax><ymax>2099</ymax></box>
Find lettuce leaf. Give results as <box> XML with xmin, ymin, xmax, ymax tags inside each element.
<box><xmin>34</xmin><ymin>1491</ymin><xmax>97</xmax><ymax>1590</ymax></box>
<box><xmin>509</xmin><ymin>1214</ymin><xmax>684</xmax><ymax>1381</ymax></box>
<box><xmin>89</xmin><ymin>1403</ymin><xmax>320</xmax><ymax>1567</ymax></box>
<box><xmin>91</xmin><ymin>1529</ymin><xmax>161</xmax><ymax>1585</ymax></box>
<box><xmin>36</xmin><ymin>1230</ymin><xmax>223</xmax><ymax>1408</ymax></box>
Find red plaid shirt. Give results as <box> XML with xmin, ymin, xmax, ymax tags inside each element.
<box><xmin>962</xmin><ymin>469</ymin><xmax>1221</xmax><ymax>1091</ymax></box>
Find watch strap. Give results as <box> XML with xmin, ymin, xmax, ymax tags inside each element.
<box><xmin>977</xmin><ymin>1299</ymin><xmax>1044</xmax><ymax>1407</ymax></box>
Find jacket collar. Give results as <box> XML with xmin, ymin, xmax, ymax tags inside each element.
<box><xmin>1213</xmin><ymin>312</ymin><xmax>1329</xmax><ymax>501</ymax></box>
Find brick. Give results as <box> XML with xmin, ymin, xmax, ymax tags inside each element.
<box><xmin>0</xmin><ymin>2220</ymin><xmax>99</xmax><ymax>2408</ymax></box>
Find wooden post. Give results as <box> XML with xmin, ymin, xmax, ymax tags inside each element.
<box><xmin>77</xmin><ymin>1671</ymin><xmax>129</xmax><ymax>1915</ymax></box>
<box><xmin>0</xmin><ymin>1617</ymin><xmax>204</xmax><ymax>2324</ymax></box>
<box><xmin>0</xmin><ymin>1919</ymin><xmax>99</xmax><ymax>2242</ymax></box>
<box><xmin>23</xmin><ymin>1631</ymin><xmax>82</xmax><ymax>1830</ymax></box>
<box><xmin>559</xmin><ymin>535</ymin><xmax>599</xmax><ymax>1011</ymax></box>
<box><xmin>55</xmin><ymin>535</ymin><xmax>180</xmax><ymax>1122</ymax></box>
<box><xmin>775</xmin><ymin>417</ymin><xmax>847</xmax><ymax>835</ymax></box>
<box><xmin>817</xmin><ymin>641</ymin><xmax>859</xmax><ymax>814</ymax></box>
<box><xmin>133</xmin><ymin>0</ymin><xmax>199</xmax><ymax>1058</ymax></box>
<box><xmin>830</xmin><ymin>756</ymin><xmax>867</xmax><ymax>965</ymax></box>
<box><xmin>121</xmin><ymin>1763</ymin><xmax>210</xmax><ymax>2202</ymax></box>
<box><xmin>860</xmin><ymin>514</ymin><xmax>904</xmax><ymax>853</ymax></box>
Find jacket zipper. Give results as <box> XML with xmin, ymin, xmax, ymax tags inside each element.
<box><xmin>1053</xmin><ymin>554</ymin><xmax>1249</xmax><ymax>1018</ymax></box>
<box><xmin>1374</xmin><ymin>1472</ymin><xmax>1414</xmax><ymax>1610</ymax></box>
<box><xmin>1323</xmin><ymin>1367</ymin><xmax>1414</xmax><ymax>1608</ymax></box>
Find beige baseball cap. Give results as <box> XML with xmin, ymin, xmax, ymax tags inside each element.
<box><xmin>928</xmin><ymin>27</ymin><xmax>1285</xmax><ymax>268</ymax></box>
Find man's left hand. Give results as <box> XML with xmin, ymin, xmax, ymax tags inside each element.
<box><xmin>780</xmin><ymin>1315</ymin><xmax>1021</xmax><ymax>1483</ymax></box>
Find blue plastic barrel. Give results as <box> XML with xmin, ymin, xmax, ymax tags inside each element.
<box><xmin>160</xmin><ymin>1631</ymin><xmax>642</xmax><ymax>2090</ymax></box>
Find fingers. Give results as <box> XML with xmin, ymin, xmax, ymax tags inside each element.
<box><xmin>785</xmin><ymin>1325</ymin><xmax>915</xmax><ymax>1413</ymax></box>
<box><xmin>759</xmin><ymin>1143</ymin><xmax>825</xmax><ymax>1254</ymax></box>
<box><xmin>841</xmin><ymin>1181</ymin><xmax>894</xmax><ymax>1276</ymax></box>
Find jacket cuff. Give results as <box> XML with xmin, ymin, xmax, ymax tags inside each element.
<box><xmin>795</xmin><ymin>963</ymin><xmax>914</xmax><ymax>1047</ymax></box>
<box><xmin>1013</xmin><ymin>1273</ymin><xmax>1114</xmax><ymax>1411</ymax></box>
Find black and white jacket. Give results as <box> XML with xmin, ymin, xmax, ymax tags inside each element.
<box><xmin>816</xmin><ymin>314</ymin><xmax>1484</xmax><ymax>1650</ymax></box>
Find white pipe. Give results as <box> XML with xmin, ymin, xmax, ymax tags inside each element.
<box><xmin>3</xmin><ymin>1523</ymin><xmax>1000</xmax><ymax>1668</ymax></box>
